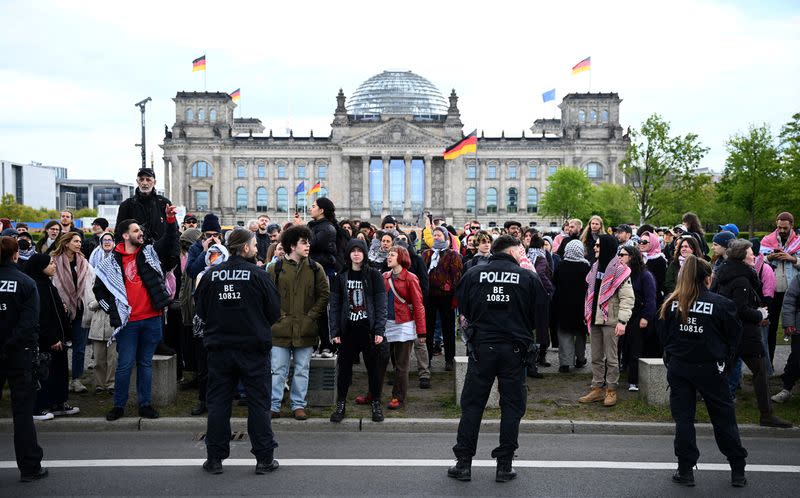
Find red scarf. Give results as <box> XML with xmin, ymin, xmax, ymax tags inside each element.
<box><xmin>584</xmin><ymin>256</ymin><xmax>631</xmax><ymax>331</ymax></box>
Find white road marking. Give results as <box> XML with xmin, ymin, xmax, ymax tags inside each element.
<box><xmin>0</xmin><ymin>459</ymin><xmax>797</xmax><ymax>473</ymax></box>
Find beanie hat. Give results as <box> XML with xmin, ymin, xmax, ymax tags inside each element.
<box><xmin>1</xmin><ymin>228</ymin><xmax>17</xmax><ymax>237</ymax></box>
<box><xmin>777</xmin><ymin>211</ymin><xmax>795</xmax><ymax>224</ymax></box>
<box><xmin>712</xmin><ymin>230</ymin><xmax>736</xmax><ymax>248</ymax></box>
<box><xmin>266</xmin><ymin>223</ymin><xmax>280</xmax><ymax>234</ymax></box>
<box><xmin>92</xmin><ymin>217</ymin><xmax>109</xmax><ymax>230</ymax></box>
<box><xmin>201</xmin><ymin>213</ymin><xmax>221</xmax><ymax>233</ymax></box>
<box><xmin>24</xmin><ymin>253</ymin><xmax>52</xmax><ymax>277</ymax></box>
<box><xmin>180</xmin><ymin>228</ymin><xmax>202</xmax><ymax>246</ymax></box>
<box><xmin>381</xmin><ymin>215</ymin><xmax>397</xmax><ymax>228</ymax></box>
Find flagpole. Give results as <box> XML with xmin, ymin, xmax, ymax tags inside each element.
<box><xmin>204</xmin><ymin>51</ymin><xmax>207</xmax><ymax>92</ymax></box>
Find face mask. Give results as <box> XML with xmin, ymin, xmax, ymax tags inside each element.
<box><xmin>18</xmin><ymin>239</ymin><xmax>31</xmax><ymax>251</ymax></box>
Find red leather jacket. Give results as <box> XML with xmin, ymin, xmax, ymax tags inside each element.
<box><xmin>383</xmin><ymin>268</ymin><xmax>427</xmax><ymax>337</ymax></box>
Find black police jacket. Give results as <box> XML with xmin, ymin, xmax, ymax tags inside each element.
<box><xmin>195</xmin><ymin>255</ymin><xmax>281</xmax><ymax>351</ymax></box>
<box><xmin>657</xmin><ymin>289</ymin><xmax>741</xmax><ymax>364</ymax></box>
<box><xmin>0</xmin><ymin>262</ymin><xmax>40</xmax><ymax>353</ymax></box>
<box><xmin>455</xmin><ymin>252</ymin><xmax>549</xmax><ymax>346</ymax></box>
<box><xmin>116</xmin><ymin>188</ymin><xmax>172</xmax><ymax>243</ymax></box>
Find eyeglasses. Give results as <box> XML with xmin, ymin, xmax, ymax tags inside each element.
<box><xmin>619</xmin><ymin>253</ymin><xmax>630</xmax><ymax>257</ymax></box>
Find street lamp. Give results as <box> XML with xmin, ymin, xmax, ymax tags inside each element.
<box><xmin>134</xmin><ymin>97</ymin><xmax>152</xmax><ymax>171</ymax></box>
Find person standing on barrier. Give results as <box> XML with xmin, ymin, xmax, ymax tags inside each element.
<box><xmin>657</xmin><ymin>255</ymin><xmax>749</xmax><ymax>488</ymax></box>
<box><xmin>448</xmin><ymin>235</ymin><xmax>549</xmax><ymax>483</ymax></box>
<box><xmin>194</xmin><ymin>229</ymin><xmax>281</xmax><ymax>475</ymax></box>
<box><xmin>0</xmin><ymin>236</ymin><xmax>48</xmax><ymax>482</ymax></box>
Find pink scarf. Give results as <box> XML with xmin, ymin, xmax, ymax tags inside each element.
<box><xmin>640</xmin><ymin>231</ymin><xmax>665</xmax><ymax>261</ymax></box>
<box><xmin>53</xmin><ymin>252</ymin><xmax>91</xmax><ymax>321</ymax></box>
<box><xmin>761</xmin><ymin>229</ymin><xmax>800</xmax><ymax>255</ymax></box>
<box><xmin>584</xmin><ymin>256</ymin><xmax>631</xmax><ymax>331</ymax></box>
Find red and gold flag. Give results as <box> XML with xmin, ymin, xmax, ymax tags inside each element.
<box><xmin>572</xmin><ymin>56</ymin><xmax>591</xmax><ymax>75</ymax></box>
<box><xmin>443</xmin><ymin>130</ymin><xmax>477</xmax><ymax>160</ymax></box>
<box><xmin>230</xmin><ymin>88</ymin><xmax>241</xmax><ymax>102</ymax></box>
<box><xmin>192</xmin><ymin>55</ymin><xmax>206</xmax><ymax>72</ymax></box>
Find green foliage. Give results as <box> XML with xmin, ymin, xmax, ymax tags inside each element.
<box><xmin>650</xmin><ymin>173</ymin><xmax>718</xmax><ymax>227</ymax></box>
<box><xmin>779</xmin><ymin>112</ymin><xmax>800</xmax><ymax>210</ymax></box>
<box><xmin>539</xmin><ymin>167</ymin><xmax>594</xmax><ymax>220</ymax></box>
<box><xmin>620</xmin><ymin>114</ymin><xmax>709</xmax><ymax>224</ymax></box>
<box><xmin>587</xmin><ymin>183</ymin><xmax>638</xmax><ymax>228</ymax></box>
<box><xmin>0</xmin><ymin>194</ymin><xmax>96</xmax><ymax>224</ymax></box>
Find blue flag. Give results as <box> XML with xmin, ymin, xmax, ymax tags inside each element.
<box><xmin>542</xmin><ymin>88</ymin><xmax>556</xmax><ymax>103</ymax></box>
<box><xmin>295</xmin><ymin>181</ymin><xmax>305</xmax><ymax>195</ymax></box>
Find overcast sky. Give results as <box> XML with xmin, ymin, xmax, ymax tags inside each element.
<box><xmin>1</xmin><ymin>0</ymin><xmax>798</xmax><ymax>185</ymax></box>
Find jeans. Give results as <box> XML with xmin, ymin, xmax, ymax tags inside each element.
<box><xmin>270</xmin><ymin>346</ymin><xmax>313</xmax><ymax>412</ymax></box>
<box><xmin>557</xmin><ymin>328</ymin><xmax>587</xmax><ymax>367</ymax></box>
<box><xmin>727</xmin><ymin>358</ymin><xmax>743</xmax><ymax>399</ymax></box>
<box><xmin>70</xmin><ymin>310</ymin><xmax>89</xmax><ymax>380</ymax></box>
<box><xmin>113</xmin><ymin>316</ymin><xmax>163</xmax><ymax>408</ymax></box>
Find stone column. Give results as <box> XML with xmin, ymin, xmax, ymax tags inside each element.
<box><xmin>403</xmin><ymin>154</ymin><xmax>412</xmax><ymax>220</ymax></box>
<box><xmin>178</xmin><ymin>155</ymin><xmax>189</xmax><ymax>209</ymax></box>
<box><xmin>162</xmin><ymin>157</ymin><xmax>171</xmax><ymax>199</ymax></box>
<box><xmin>170</xmin><ymin>156</ymin><xmax>182</xmax><ymax>207</ymax></box>
<box><xmin>361</xmin><ymin>155</ymin><xmax>370</xmax><ymax>217</ymax></box>
<box><xmin>424</xmin><ymin>154</ymin><xmax>432</xmax><ymax>212</ymax></box>
<box><xmin>381</xmin><ymin>155</ymin><xmax>390</xmax><ymax>217</ymax></box>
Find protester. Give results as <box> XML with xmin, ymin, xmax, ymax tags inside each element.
<box><xmin>682</xmin><ymin>212</ymin><xmax>710</xmax><ymax>259</ymax></box>
<box><xmin>464</xmin><ymin>230</ymin><xmax>492</xmax><ymax>270</ymax></box>
<box><xmin>580</xmin><ymin>215</ymin><xmax>605</xmax><ymax>264</ymax></box>
<box><xmin>59</xmin><ymin>210</ymin><xmax>79</xmax><ymax>234</ymax></box>
<box><xmin>368</xmin><ymin>230</ymin><xmax>396</xmax><ymax>272</ymax></box>
<box><xmin>36</xmin><ymin>221</ymin><xmax>61</xmax><ymax>255</ymax></box>
<box><xmin>16</xmin><ymin>231</ymin><xmax>36</xmax><ymax>271</ymax></box>
<box><xmin>86</xmin><ymin>232</ymin><xmax>118</xmax><ymax>394</ymax></box>
<box><xmin>255</xmin><ymin>214</ymin><xmax>271</xmax><ymax>264</ymax></box>
<box><xmin>711</xmin><ymin>230</ymin><xmax>736</xmax><ymax>274</ymax></box>
<box><xmin>307</xmin><ymin>197</ymin><xmax>341</xmax><ymax>357</ymax></box>
<box><xmin>773</xmin><ymin>273</ymin><xmax>800</xmax><ymax>404</ymax></box>
<box><xmin>394</xmin><ymin>232</ymin><xmax>431</xmax><ymax>388</ymax></box>
<box><xmin>552</xmin><ymin>240</ymin><xmax>590</xmax><ymax>372</ymax></box>
<box><xmin>81</xmin><ymin>217</ymin><xmax>109</xmax><ymax>259</ymax></box>
<box><xmin>663</xmin><ymin>235</ymin><xmax>703</xmax><ymax>295</ymax></box>
<box><xmin>555</xmin><ymin>218</ymin><xmax>582</xmax><ymax>258</ymax></box>
<box><xmin>116</xmin><ymin>167</ymin><xmax>172</xmax><ymax>244</ymax></box>
<box><xmin>617</xmin><ymin>245</ymin><xmax>656</xmax><ymax>392</ymax></box>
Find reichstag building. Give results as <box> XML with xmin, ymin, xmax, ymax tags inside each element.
<box><xmin>161</xmin><ymin>70</ymin><xmax>629</xmax><ymax>227</ymax></box>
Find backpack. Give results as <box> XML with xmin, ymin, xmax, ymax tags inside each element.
<box><xmin>272</xmin><ymin>257</ymin><xmax>319</xmax><ymax>287</ymax></box>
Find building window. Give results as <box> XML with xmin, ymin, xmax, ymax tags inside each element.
<box><xmin>527</xmin><ymin>162</ymin><xmax>538</xmax><ymax>179</ymax></box>
<box><xmin>256</xmin><ymin>187</ymin><xmax>268</xmax><ymax>211</ymax></box>
<box><xmin>209</xmin><ymin>108</ymin><xmax>217</xmax><ymax>123</ymax></box>
<box><xmin>185</xmin><ymin>108</ymin><xmax>194</xmax><ymax>121</ymax></box>
<box><xmin>369</xmin><ymin>159</ymin><xmax>383</xmax><ymax>216</ymax></box>
<box><xmin>600</xmin><ymin>109</ymin><xmax>609</xmax><ymax>123</ymax></box>
<box><xmin>487</xmin><ymin>162</ymin><xmax>497</xmax><ymax>179</ymax></box>
<box><xmin>548</xmin><ymin>164</ymin><xmax>558</xmax><ymax>176</ymax></box>
<box><xmin>318</xmin><ymin>164</ymin><xmax>328</xmax><ymax>179</ymax></box>
<box><xmin>507</xmin><ymin>188</ymin><xmax>518</xmax><ymax>213</ymax></box>
<box><xmin>486</xmin><ymin>187</ymin><xmax>497</xmax><ymax>213</ymax></box>
<box><xmin>195</xmin><ymin>190</ymin><xmax>209</xmax><ymax>211</ymax></box>
<box><xmin>296</xmin><ymin>163</ymin><xmax>306</xmax><ymax>179</ymax></box>
<box><xmin>466</xmin><ymin>187</ymin><xmax>476</xmax><ymax>214</ymax></box>
<box><xmin>527</xmin><ymin>188</ymin><xmax>538</xmax><ymax>213</ymax></box>
<box><xmin>191</xmin><ymin>160</ymin><xmax>212</xmax><ymax>177</ymax></box>
<box><xmin>389</xmin><ymin>159</ymin><xmax>404</xmax><ymax>216</ymax></box>
<box><xmin>257</xmin><ymin>164</ymin><xmax>266</xmax><ymax>178</ymax></box>
<box><xmin>237</xmin><ymin>164</ymin><xmax>246</xmax><ymax>178</ymax></box>
<box><xmin>277</xmin><ymin>162</ymin><xmax>287</xmax><ymax>178</ymax></box>
<box><xmin>467</xmin><ymin>162</ymin><xmax>477</xmax><ymax>179</ymax></box>
<box><xmin>296</xmin><ymin>189</ymin><xmax>307</xmax><ymax>212</ymax></box>
<box><xmin>508</xmin><ymin>163</ymin><xmax>517</xmax><ymax>179</ymax></box>
<box><xmin>590</xmin><ymin>109</ymin><xmax>597</xmax><ymax>123</ymax></box>
<box><xmin>276</xmin><ymin>187</ymin><xmax>288</xmax><ymax>213</ymax></box>
<box><xmin>318</xmin><ymin>187</ymin><xmax>329</xmax><ymax>199</ymax></box>
<box><xmin>578</xmin><ymin>109</ymin><xmax>585</xmax><ymax>122</ymax></box>
<box><xmin>198</xmin><ymin>108</ymin><xmax>205</xmax><ymax>122</ymax></box>
<box><xmin>236</xmin><ymin>187</ymin><xmax>247</xmax><ymax>211</ymax></box>
<box><xmin>586</xmin><ymin>162</ymin><xmax>602</xmax><ymax>179</ymax></box>
<box><xmin>411</xmin><ymin>158</ymin><xmax>424</xmax><ymax>216</ymax></box>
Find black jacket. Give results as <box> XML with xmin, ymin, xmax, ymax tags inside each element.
<box><xmin>407</xmin><ymin>248</ymin><xmax>429</xmax><ymax>297</ymax></box>
<box><xmin>658</xmin><ymin>289</ymin><xmax>741</xmax><ymax>363</ymax></box>
<box><xmin>116</xmin><ymin>188</ymin><xmax>172</xmax><ymax>244</ymax></box>
<box><xmin>195</xmin><ymin>255</ymin><xmax>281</xmax><ymax>351</ymax></box>
<box><xmin>456</xmin><ymin>252</ymin><xmax>549</xmax><ymax>346</ymax></box>
<box><xmin>31</xmin><ymin>275</ymin><xmax>70</xmax><ymax>349</ymax></box>
<box><xmin>551</xmin><ymin>259</ymin><xmax>590</xmax><ymax>331</ymax></box>
<box><xmin>256</xmin><ymin>232</ymin><xmax>270</xmax><ymax>263</ymax></box>
<box><xmin>329</xmin><ymin>239</ymin><xmax>387</xmax><ymax>340</ymax></box>
<box><xmin>308</xmin><ymin>218</ymin><xmax>338</xmax><ymax>271</ymax></box>
<box><xmin>81</xmin><ymin>233</ymin><xmax>102</xmax><ymax>259</ymax></box>
<box><xmin>645</xmin><ymin>256</ymin><xmax>668</xmax><ymax>304</ymax></box>
<box><xmin>714</xmin><ymin>259</ymin><xmax>765</xmax><ymax>358</ymax></box>
<box><xmin>0</xmin><ymin>262</ymin><xmax>39</xmax><ymax>353</ymax></box>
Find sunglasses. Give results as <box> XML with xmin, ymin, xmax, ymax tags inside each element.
<box><xmin>470</xmin><ymin>226</ymin><xmax>480</xmax><ymax>230</ymax></box>
<box><xmin>619</xmin><ymin>252</ymin><xmax>630</xmax><ymax>257</ymax></box>
<box><xmin>638</xmin><ymin>240</ymin><xmax>649</xmax><ymax>245</ymax></box>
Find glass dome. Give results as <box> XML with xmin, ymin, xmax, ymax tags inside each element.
<box><xmin>347</xmin><ymin>70</ymin><xmax>448</xmax><ymax>119</ymax></box>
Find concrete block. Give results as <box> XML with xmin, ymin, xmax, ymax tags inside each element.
<box><xmin>129</xmin><ymin>354</ymin><xmax>178</xmax><ymax>407</ymax></box>
<box><xmin>454</xmin><ymin>356</ymin><xmax>499</xmax><ymax>409</ymax></box>
<box><xmin>638</xmin><ymin>358</ymin><xmax>669</xmax><ymax>406</ymax></box>
<box><xmin>307</xmin><ymin>357</ymin><xmax>337</xmax><ymax>407</ymax></box>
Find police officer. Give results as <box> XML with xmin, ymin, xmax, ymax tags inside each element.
<box><xmin>657</xmin><ymin>254</ymin><xmax>748</xmax><ymax>488</ymax></box>
<box><xmin>449</xmin><ymin>235</ymin><xmax>549</xmax><ymax>483</ymax></box>
<box><xmin>0</xmin><ymin>236</ymin><xmax>48</xmax><ymax>482</ymax></box>
<box><xmin>194</xmin><ymin>229</ymin><xmax>282</xmax><ymax>475</ymax></box>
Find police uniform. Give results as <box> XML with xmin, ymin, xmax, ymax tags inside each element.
<box><xmin>658</xmin><ymin>288</ymin><xmax>748</xmax><ymax>474</ymax></box>
<box><xmin>452</xmin><ymin>252</ymin><xmax>549</xmax><ymax>465</ymax></box>
<box><xmin>0</xmin><ymin>260</ymin><xmax>45</xmax><ymax>480</ymax></box>
<box><xmin>194</xmin><ymin>254</ymin><xmax>281</xmax><ymax>469</ymax></box>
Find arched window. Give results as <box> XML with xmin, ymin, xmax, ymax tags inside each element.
<box><xmin>256</xmin><ymin>187</ymin><xmax>268</xmax><ymax>211</ymax></box>
<box><xmin>578</xmin><ymin>109</ymin><xmax>585</xmax><ymax>122</ymax></box>
<box><xmin>198</xmin><ymin>108</ymin><xmax>205</xmax><ymax>122</ymax></box>
<box><xmin>548</xmin><ymin>164</ymin><xmax>558</xmax><ymax>176</ymax></box>
<box><xmin>237</xmin><ymin>164</ymin><xmax>246</xmax><ymax>178</ymax></box>
<box><xmin>486</xmin><ymin>187</ymin><xmax>497</xmax><ymax>214</ymax></box>
<box><xmin>508</xmin><ymin>162</ymin><xmax>518</xmax><ymax>179</ymax></box>
<box><xmin>527</xmin><ymin>188</ymin><xmax>538</xmax><ymax>213</ymax></box>
<box><xmin>487</xmin><ymin>162</ymin><xmax>497</xmax><ymax>179</ymax></box>
<box><xmin>276</xmin><ymin>187</ymin><xmax>288</xmax><ymax>213</ymax></box>
<box><xmin>257</xmin><ymin>164</ymin><xmax>266</xmax><ymax>178</ymax></box>
<box><xmin>191</xmin><ymin>160</ymin><xmax>212</xmax><ymax>177</ymax></box>
<box><xmin>507</xmin><ymin>188</ymin><xmax>518</xmax><ymax>213</ymax></box>
<box><xmin>466</xmin><ymin>188</ymin><xmax>476</xmax><ymax>214</ymax></box>
<box><xmin>467</xmin><ymin>162</ymin><xmax>477</xmax><ymax>179</ymax></box>
<box><xmin>590</xmin><ymin>109</ymin><xmax>597</xmax><ymax>123</ymax></box>
<box><xmin>527</xmin><ymin>162</ymin><xmax>538</xmax><ymax>179</ymax></box>
<box><xmin>600</xmin><ymin>109</ymin><xmax>609</xmax><ymax>123</ymax></box>
<box><xmin>236</xmin><ymin>187</ymin><xmax>247</xmax><ymax>211</ymax></box>
<box><xmin>586</xmin><ymin>162</ymin><xmax>602</xmax><ymax>179</ymax></box>
<box><xmin>185</xmin><ymin>108</ymin><xmax>194</xmax><ymax>122</ymax></box>
<box><xmin>209</xmin><ymin>108</ymin><xmax>217</xmax><ymax>123</ymax></box>
<box><xmin>276</xmin><ymin>162</ymin><xmax>287</xmax><ymax>179</ymax></box>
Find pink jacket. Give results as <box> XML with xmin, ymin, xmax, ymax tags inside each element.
<box><xmin>756</xmin><ymin>255</ymin><xmax>775</xmax><ymax>299</ymax></box>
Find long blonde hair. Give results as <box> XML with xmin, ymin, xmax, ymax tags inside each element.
<box><xmin>659</xmin><ymin>255</ymin><xmax>712</xmax><ymax>323</ymax></box>
<box><xmin>580</xmin><ymin>215</ymin><xmax>605</xmax><ymax>245</ymax></box>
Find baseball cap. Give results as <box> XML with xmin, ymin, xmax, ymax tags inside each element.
<box><xmin>718</xmin><ymin>223</ymin><xmax>739</xmax><ymax>236</ymax></box>
<box><xmin>137</xmin><ymin>167</ymin><xmax>156</xmax><ymax>179</ymax></box>
<box><xmin>184</xmin><ymin>214</ymin><xmax>198</xmax><ymax>224</ymax></box>
<box><xmin>613</xmin><ymin>224</ymin><xmax>632</xmax><ymax>234</ymax></box>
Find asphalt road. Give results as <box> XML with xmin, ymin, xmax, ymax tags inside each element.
<box><xmin>0</xmin><ymin>430</ymin><xmax>798</xmax><ymax>496</ymax></box>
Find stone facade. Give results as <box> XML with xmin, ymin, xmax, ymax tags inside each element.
<box><xmin>160</xmin><ymin>73</ymin><xmax>629</xmax><ymax>228</ymax></box>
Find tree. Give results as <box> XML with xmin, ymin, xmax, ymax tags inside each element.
<box><xmin>0</xmin><ymin>194</ymin><xmax>63</xmax><ymax>223</ymax></box>
<box><xmin>650</xmin><ymin>173</ymin><xmax>717</xmax><ymax>228</ymax></box>
<box><xmin>717</xmin><ymin>124</ymin><xmax>782</xmax><ymax>236</ymax></box>
<box><xmin>779</xmin><ymin>112</ymin><xmax>800</xmax><ymax>210</ymax></box>
<box><xmin>619</xmin><ymin>114</ymin><xmax>708</xmax><ymax>224</ymax></box>
<box><xmin>588</xmin><ymin>183</ymin><xmax>638</xmax><ymax>229</ymax></box>
<box><xmin>538</xmin><ymin>167</ymin><xmax>593</xmax><ymax>221</ymax></box>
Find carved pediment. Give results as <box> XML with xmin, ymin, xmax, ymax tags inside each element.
<box><xmin>340</xmin><ymin>119</ymin><xmax>451</xmax><ymax>147</ymax></box>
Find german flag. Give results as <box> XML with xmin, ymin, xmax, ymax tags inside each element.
<box><xmin>572</xmin><ymin>56</ymin><xmax>591</xmax><ymax>75</ymax></box>
<box><xmin>307</xmin><ymin>182</ymin><xmax>322</xmax><ymax>196</ymax></box>
<box><xmin>443</xmin><ymin>130</ymin><xmax>477</xmax><ymax>160</ymax></box>
<box><xmin>192</xmin><ymin>55</ymin><xmax>206</xmax><ymax>72</ymax></box>
<box><xmin>230</xmin><ymin>88</ymin><xmax>241</xmax><ymax>102</ymax></box>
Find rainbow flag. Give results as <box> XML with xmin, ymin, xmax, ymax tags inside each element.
<box><xmin>230</xmin><ymin>88</ymin><xmax>241</xmax><ymax>102</ymax></box>
<box><xmin>307</xmin><ymin>182</ymin><xmax>322</xmax><ymax>196</ymax></box>
<box><xmin>192</xmin><ymin>55</ymin><xmax>206</xmax><ymax>72</ymax></box>
<box><xmin>572</xmin><ymin>56</ymin><xmax>591</xmax><ymax>75</ymax></box>
<box><xmin>443</xmin><ymin>130</ymin><xmax>477</xmax><ymax>160</ymax></box>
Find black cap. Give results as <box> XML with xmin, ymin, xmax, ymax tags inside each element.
<box><xmin>183</xmin><ymin>214</ymin><xmax>198</xmax><ymax>223</ymax></box>
<box><xmin>137</xmin><ymin>167</ymin><xmax>156</xmax><ymax>179</ymax></box>
<box><xmin>92</xmin><ymin>217</ymin><xmax>109</xmax><ymax>230</ymax></box>
<box><xmin>613</xmin><ymin>224</ymin><xmax>632</xmax><ymax>234</ymax></box>
<box><xmin>504</xmin><ymin>220</ymin><xmax>522</xmax><ymax>229</ymax></box>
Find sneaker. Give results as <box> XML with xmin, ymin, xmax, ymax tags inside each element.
<box><xmin>19</xmin><ymin>467</ymin><xmax>49</xmax><ymax>483</ymax></box>
<box><xmin>419</xmin><ymin>378</ymin><xmax>431</xmax><ymax>389</ymax></box>
<box><xmin>387</xmin><ymin>398</ymin><xmax>402</xmax><ymax>410</ymax></box>
<box><xmin>51</xmin><ymin>403</ymin><xmax>80</xmax><ymax>416</ymax></box>
<box><xmin>759</xmin><ymin>413</ymin><xmax>792</xmax><ymax>428</ymax></box>
<box><xmin>154</xmin><ymin>341</ymin><xmax>176</xmax><ymax>356</ymax></box>
<box><xmin>139</xmin><ymin>405</ymin><xmax>160</xmax><ymax>419</ymax></box>
<box><xmin>432</xmin><ymin>342</ymin><xmax>443</xmax><ymax>356</ymax></box>
<box><xmin>575</xmin><ymin>358</ymin><xmax>587</xmax><ymax>369</ymax></box>
<box><xmin>731</xmin><ymin>469</ymin><xmax>747</xmax><ymax>487</ymax></box>
<box><xmin>270</xmin><ymin>411</ymin><xmax>281</xmax><ymax>419</ymax></box>
<box><xmin>33</xmin><ymin>411</ymin><xmax>54</xmax><ymax>421</ymax></box>
<box><xmin>320</xmin><ymin>349</ymin><xmax>334</xmax><ymax>359</ymax></box>
<box><xmin>70</xmin><ymin>379</ymin><xmax>88</xmax><ymax>393</ymax></box>
<box><xmin>355</xmin><ymin>394</ymin><xmax>373</xmax><ymax>405</ymax></box>
<box><xmin>772</xmin><ymin>389</ymin><xmax>792</xmax><ymax>404</ymax></box>
<box><xmin>628</xmin><ymin>384</ymin><xmax>639</xmax><ymax>392</ymax></box>
<box><xmin>94</xmin><ymin>386</ymin><xmax>106</xmax><ymax>395</ymax></box>
<box><xmin>106</xmin><ymin>406</ymin><xmax>124</xmax><ymax>421</ymax></box>
<box><xmin>255</xmin><ymin>458</ymin><xmax>279</xmax><ymax>474</ymax></box>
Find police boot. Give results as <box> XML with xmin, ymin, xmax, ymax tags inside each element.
<box><xmin>330</xmin><ymin>400</ymin><xmax>346</xmax><ymax>423</ymax></box>
<box><xmin>447</xmin><ymin>457</ymin><xmax>472</xmax><ymax>481</ymax></box>
<box><xmin>759</xmin><ymin>413</ymin><xmax>792</xmax><ymax>428</ymax></box>
<box><xmin>731</xmin><ymin>467</ymin><xmax>747</xmax><ymax>487</ymax></box>
<box><xmin>255</xmin><ymin>451</ymin><xmax>279</xmax><ymax>475</ymax></box>
<box><xmin>495</xmin><ymin>459</ymin><xmax>517</xmax><ymax>483</ymax></box>
<box><xmin>671</xmin><ymin>468</ymin><xmax>695</xmax><ymax>487</ymax></box>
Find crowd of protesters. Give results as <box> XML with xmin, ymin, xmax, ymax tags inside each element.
<box><xmin>1</xmin><ymin>168</ymin><xmax>798</xmax><ymax>431</ymax></box>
